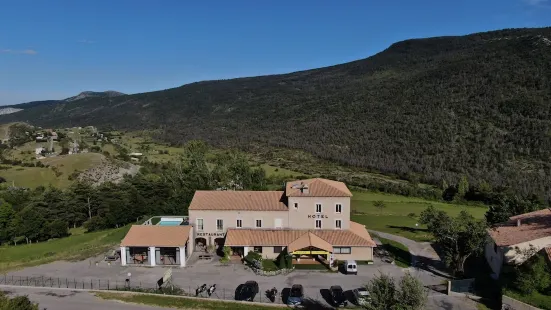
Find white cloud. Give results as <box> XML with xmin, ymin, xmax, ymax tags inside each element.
<box><xmin>0</xmin><ymin>49</ymin><xmax>37</xmax><ymax>55</ymax></box>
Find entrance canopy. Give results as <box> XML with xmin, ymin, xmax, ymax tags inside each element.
<box><xmin>121</xmin><ymin>225</ymin><xmax>192</xmax><ymax>247</ymax></box>
<box><xmin>288</xmin><ymin>232</ymin><xmax>333</xmax><ymax>254</ymax></box>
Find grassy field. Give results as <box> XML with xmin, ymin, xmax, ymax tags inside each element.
<box><xmin>95</xmin><ymin>292</ymin><xmax>282</xmax><ymax>310</ymax></box>
<box><xmin>0</xmin><ymin>153</ymin><xmax>105</xmax><ymax>188</ymax></box>
<box><xmin>351</xmin><ymin>191</ymin><xmax>487</xmax><ymax>242</ymax></box>
<box><xmin>503</xmin><ymin>289</ymin><xmax>551</xmax><ymax>310</ymax></box>
<box><xmin>0</xmin><ymin>226</ymin><xmax>130</xmax><ymax>273</ymax></box>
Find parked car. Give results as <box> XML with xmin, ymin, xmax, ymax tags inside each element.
<box><xmin>287</xmin><ymin>284</ymin><xmax>304</xmax><ymax>306</ymax></box>
<box><xmin>330</xmin><ymin>285</ymin><xmax>348</xmax><ymax>307</ymax></box>
<box><xmin>353</xmin><ymin>287</ymin><xmax>370</xmax><ymax>306</ymax></box>
<box><xmin>235</xmin><ymin>281</ymin><xmax>259</xmax><ymax>301</ymax></box>
<box><xmin>345</xmin><ymin>260</ymin><xmax>358</xmax><ymax>275</ymax></box>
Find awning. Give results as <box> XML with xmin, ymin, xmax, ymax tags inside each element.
<box><xmin>288</xmin><ymin>232</ymin><xmax>333</xmax><ymax>253</ymax></box>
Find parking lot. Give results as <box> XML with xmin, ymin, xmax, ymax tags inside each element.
<box><xmin>3</xmin><ymin>255</ymin><xmax>476</xmax><ymax>309</ymax></box>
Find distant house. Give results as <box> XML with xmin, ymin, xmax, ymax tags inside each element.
<box><xmin>35</xmin><ymin>135</ymin><xmax>46</xmax><ymax>142</ymax></box>
<box><xmin>129</xmin><ymin>152</ymin><xmax>143</xmax><ymax>157</ymax></box>
<box><xmin>485</xmin><ymin>208</ymin><xmax>551</xmax><ymax>278</ymax></box>
<box><xmin>51</xmin><ymin>132</ymin><xmax>58</xmax><ymax>141</ymax></box>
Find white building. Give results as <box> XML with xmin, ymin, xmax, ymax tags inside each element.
<box><xmin>485</xmin><ymin>208</ymin><xmax>551</xmax><ymax>278</ymax></box>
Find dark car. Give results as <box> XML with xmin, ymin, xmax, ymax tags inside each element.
<box><xmin>235</xmin><ymin>281</ymin><xmax>259</xmax><ymax>301</ymax></box>
<box><xmin>287</xmin><ymin>284</ymin><xmax>304</xmax><ymax>306</ymax></box>
<box><xmin>330</xmin><ymin>285</ymin><xmax>348</xmax><ymax>307</ymax></box>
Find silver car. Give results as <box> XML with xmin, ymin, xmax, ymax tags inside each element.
<box><xmin>353</xmin><ymin>287</ymin><xmax>370</xmax><ymax>306</ymax></box>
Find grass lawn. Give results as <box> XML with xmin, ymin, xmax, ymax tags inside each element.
<box><xmin>95</xmin><ymin>292</ymin><xmax>282</xmax><ymax>310</ymax></box>
<box><xmin>0</xmin><ymin>166</ymin><xmax>59</xmax><ymax>188</ymax></box>
<box><xmin>371</xmin><ymin>234</ymin><xmax>411</xmax><ymax>268</ymax></box>
<box><xmin>0</xmin><ymin>153</ymin><xmax>106</xmax><ymax>188</ymax></box>
<box><xmin>260</xmin><ymin>164</ymin><xmax>303</xmax><ymax>178</ymax></box>
<box><xmin>0</xmin><ymin>226</ymin><xmax>130</xmax><ymax>273</ymax></box>
<box><xmin>351</xmin><ymin>191</ymin><xmax>487</xmax><ymax>242</ymax></box>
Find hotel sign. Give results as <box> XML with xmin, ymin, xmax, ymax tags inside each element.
<box><xmin>196</xmin><ymin>232</ymin><xmax>225</xmax><ymax>237</ymax></box>
<box><xmin>307</xmin><ymin>214</ymin><xmax>328</xmax><ymax>219</ymax></box>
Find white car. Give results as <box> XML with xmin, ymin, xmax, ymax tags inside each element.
<box><xmin>353</xmin><ymin>287</ymin><xmax>370</xmax><ymax>306</ymax></box>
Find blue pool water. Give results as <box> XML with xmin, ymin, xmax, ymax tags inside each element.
<box><xmin>157</xmin><ymin>221</ymin><xmax>182</xmax><ymax>226</ymax></box>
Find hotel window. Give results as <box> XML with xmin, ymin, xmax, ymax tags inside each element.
<box><xmin>273</xmin><ymin>246</ymin><xmax>283</xmax><ymax>254</ymax></box>
<box><xmin>294</xmin><ymin>202</ymin><xmax>299</xmax><ymax>209</ymax></box>
<box><xmin>315</xmin><ymin>219</ymin><xmax>322</xmax><ymax>229</ymax></box>
<box><xmin>236</xmin><ymin>219</ymin><xmax>242</xmax><ymax>228</ymax></box>
<box><xmin>216</xmin><ymin>219</ymin><xmax>223</xmax><ymax>231</ymax></box>
<box><xmin>196</xmin><ymin>218</ymin><xmax>204</xmax><ymax>231</ymax></box>
<box><xmin>333</xmin><ymin>247</ymin><xmax>351</xmax><ymax>254</ymax></box>
<box><xmin>335</xmin><ymin>204</ymin><xmax>342</xmax><ymax>213</ymax></box>
<box><xmin>335</xmin><ymin>220</ymin><xmax>342</xmax><ymax>229</ymax></box>
<box><xmin>316</xmin><ymin>203</ymin><xmax>322</xmax><ymax>213</ymax></box>
<box><xmin>256</xmin><ymin>219</ymin><xmax>262</xmax><ymax>228</ymax></box>
<box><xmin>253</xmin><ymin>246</ymin><xmax>263</xmax><ymax>253</ymax></box>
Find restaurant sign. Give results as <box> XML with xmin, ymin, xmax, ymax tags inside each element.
<box><xmin>196</xmin><ymin>232</ymin><xmax>225</xmax><ymax>237</ymax></box>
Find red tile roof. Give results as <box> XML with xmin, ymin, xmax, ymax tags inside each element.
<box><xmin>120</xmin><ymin>225</ymin><xmax>191</xmax><ymax>247</ymax></box>
<box><xmin>225</xmin><ymin>221</ymin><xmax>376</xmax><ymax>247</ymax></box>
<box><xmin>188</xmin><ymin>191</ymin><xmax>287</xmax><ymax>211</ymax></box>
<box><xmin>488</xmin><ymin>208</ymin><xmax>551</xmax><ymax>246</ymax></box>
<box><xmin>545</xmin><ymin>247</ymin><xmax>551</xmax><ymax>262</ymax></box>
<box><xmin>285</xmin><ymin>178</ymin><xmax>352</xmax><ymax>197</ymax></box>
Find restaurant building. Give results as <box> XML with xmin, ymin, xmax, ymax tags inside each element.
<box><xmin>188</xmin><ymin>178</ymin><xmax>376</xmax><ymax>261</ymax></box>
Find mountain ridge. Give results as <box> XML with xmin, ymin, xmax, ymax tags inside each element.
<box><xmin>1</xmin><ymin>27</ymin><xmax>550</xmax><ymax>200</ymax></box>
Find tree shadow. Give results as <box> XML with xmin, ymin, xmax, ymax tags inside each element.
<box><xmin>300</xmin><ymin>297</ymin><xmax>334</xmax><ymax>310</ymax></box>
<box><xmin>375</xmin><ymin>242</ymin><xmax>412</xmax><ymax>267</ymax></box>
<box><xmin>234</xmin><ymin>284</ymin><xmax>243</xmax><ymax>300</ymax></box>
<box><xmin>387</xmin><ymin>225</ymin><xmax>429</xmax><ymax>233</ymax></box>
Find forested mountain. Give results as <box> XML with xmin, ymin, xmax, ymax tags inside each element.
<box><xmin>1</xmin><ymin>27</ymin><xmax>550</xmax><ymax>200</ymax></box>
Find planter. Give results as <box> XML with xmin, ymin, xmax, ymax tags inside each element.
<box><xmin>250</xmin><ymin>267</ymin><xmax>295</xmax><ymax>276</ymax></box>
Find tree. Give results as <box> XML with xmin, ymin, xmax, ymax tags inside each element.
<box><xmin>373</xmin><ymin>201</ymin><xmax>386</xmax><ymax>215</ymax></box>
<box><xmin>363</xmin><ymin>273</ymin><xmax>427</xmax><ymax>310</ymax></box>
<box><xmin>456</xmin><ymin>175</ymin><xmax>469</xmax><ymax>200</ymax></box>
<box><xmin>396</xmin><ymin>273</ymin><xmax>428</xmax><ymax>310</ymax></box>
<box><xmin>420</xmin><ymin>205</ymin><xmax>487</xmax><ymax>276</ymax></box>
<box><xmin>0</xmin><ymin>200</ymin><xmax>15</xmax><ymax>244</ymax></box>
<box><xmin>0</xmin><ymin>292</ymin><xmax>39</xmax><ymax>310</ymax></box>
<box><xmin>515</xmin><ymin>254</ymin><xmax>551</xmax><ymax>295</ymax></box>
<box><xmin>364</xmin><ymin>273</ymin><xmax>397</xmax><ymax>310</ymax></box>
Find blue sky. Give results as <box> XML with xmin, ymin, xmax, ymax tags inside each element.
<box><xmin>1</xmin><ymin>0</ymin><xmax>550</xmax><ymax>105</ymax></box>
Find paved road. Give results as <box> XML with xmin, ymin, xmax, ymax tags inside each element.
<box><xmin>369</xmin><ymin>230</ymin><xmax>451</xmax><ymax>277</ymax></box>
<box><xmin>0</xmin><ymin>285</ymin><xmax>173</xmax><ymax>310</ymax></box>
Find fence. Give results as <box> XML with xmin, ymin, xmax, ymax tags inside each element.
<box><xmin>449</xmin><ymin>278</ymin><xmax>476</xmax><ymax>294</ymax></box>
<box><xmin>0</xmin><ymin>275</ymin><xmax>335</xmax><ymax>306</ymax></box>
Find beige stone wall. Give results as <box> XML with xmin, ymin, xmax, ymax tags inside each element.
<box><xmin>287</xmin><ymin>196</ymin><xmax>351</xmax><ymax>230</ymax></box>
<box><xmin>503</xmin><ymin>235</ymin><xmax>551</xmax><ymax>264</ymax></box>
<box><xmin>189</xmin><ymin>210</ymin><xmax>290</xmax><ymax>245</ymax></box>
<box><xmin>333</xmin><ymin>246</ymin><xmax>373</xmax><ymax>261</ymax></box>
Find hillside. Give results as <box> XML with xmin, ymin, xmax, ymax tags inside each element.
<box><xmin>1</xmin><ymin>27</ymin><xmax>550</xmax><ymax>200</ymax></box>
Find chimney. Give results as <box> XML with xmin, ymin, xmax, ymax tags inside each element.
<box><xmin>517</xmin><ymin>219</ymin><xmax>521</xmax><ymax>227</ymax></box>
<box><xmin>301</xmin><ymin>184</ymin><xmax>309</xmax><ymax>194</ymax></box>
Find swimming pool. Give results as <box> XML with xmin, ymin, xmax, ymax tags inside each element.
<box><xmin>157</xmin><ymin>220</ymin><xmax>183</xmax><ymax>226</ymax></box>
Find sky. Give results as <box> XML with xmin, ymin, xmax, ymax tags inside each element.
<box><xmin>1</xmin><ymin>0</ymin><xmax>550</xmax><ymax>105</ymax></box>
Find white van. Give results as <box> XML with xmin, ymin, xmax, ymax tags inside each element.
<box><xmin>345</xmin><ymin>260</ymin><xmax>358</xmax><ymax>275</ymax></box>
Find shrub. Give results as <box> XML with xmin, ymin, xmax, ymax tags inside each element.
<box><xmin>262</xmin><ymin>259</ymin><xmax>278</xmax><ymax>271</ymax></box>
<box><xmin>0</xmin><ymin>292</ymin><xmax>39</xmax><ymax>310</ymax></box>
<box><xmin>408</xmin><ymin>212</ymin><xmax>417</xmax><ymax>218</ymax></box>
